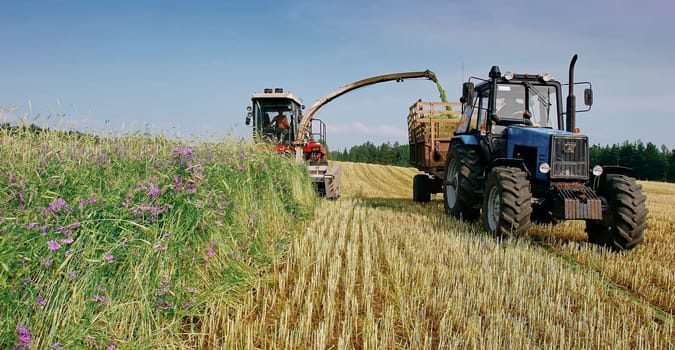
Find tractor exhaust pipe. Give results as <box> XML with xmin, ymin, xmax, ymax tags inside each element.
<box><xmin>566</xmin><ymin>54</ymin><xmax>578</xmax><ymax>132</ymax></box>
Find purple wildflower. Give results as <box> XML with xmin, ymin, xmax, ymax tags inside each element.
<box><xmin>37</xmin><ymin>296</ymin><xmax>46</xmax><ymax>307</ymax></box>
<box><xmin>17</xmin><ymin>192</ymin><xmax>25</xmax><ymax>207</ymax></box>
<box><xmin>156</xmin><ymin>300</ymin><xmax>171</xmax><ymax>311</ymax></box>
<box><xmin>26</xmin><ymin>222</ymin><xmax>38</xmax><ymax>229</ymax></box>
<box><xmin>147</xmin><ymin>183</ymin><xmax>160</xmax><ymax>198</ymax></box>
<box><xmin>172</xmin><ymin>146</ymin><xmax>194</xmax><ymax>166</ymax></box>
<box><xmin>104</xmin><ymin>253</ymin><xmax>114</xmax><ymax>264</ymax></box>
<box><xmin>15</xmin><ymin>322</ymin><xmax>32</xmax><ymax>349</ymax></box>
<box><xmin>43</xmin><ymin>258</ymin><xmax>54</xmax><ymax>267</ymax></box>
<box><xmin>107</xmin><ymin>343</ymin><xmax>115</xmax><ymax>350</ymax></box>
<box><xmin>60</xmin><ymin>237</ymin><xmax>74</xmax><ymax>244</ymax></box>
<box><xmin>153</xmin><ymin>242</ymin><xmax>167</xmax><ymax>251</ymax></box>
<box><xmin>47</xmin><ymin>240</ymin><xmax>61</xmax><ymax>251</ymax></box>
<box><xmin>67</xmin><ymin>269</ymin><xmax>77</xmax><ymax>280</ymax></box>
<box><xmin>206</xmin><ymin>250</ymin><xmax>215</xmax><ymax>258</ymax></box>
<box><xmin>91</xmin><ymin>295</ymin><xmax>108</xmax><ymax>304</ymax></box>
<box><xmin>48</xmin><ymin>198</ymin><xmax>66</xmax><ymax>213</ymax></box>
<box><xmin>51</xmin><ymin>342</ymin><xmax>61</xmax><ymax>348</ymax></box>
<box><xmin>23</xmin><ymin>277</ymin><xmax>31</xmax><ymax>285</ymax></box>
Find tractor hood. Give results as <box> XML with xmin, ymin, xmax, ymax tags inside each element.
<box><xmin>507</xmin><ymin>126</ymin><xmax>585</xmax><ymax>181</ymax></box>
<box><xmin>507</xmin><ymin>126</ymin><xmax>574</xmax><ymax>145</ymax></box>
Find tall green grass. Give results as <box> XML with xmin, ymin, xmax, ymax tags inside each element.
<box><xmin>0</xmin><ymin>127</ymin><xmax>317</xmax><ymax>348</ymax></box>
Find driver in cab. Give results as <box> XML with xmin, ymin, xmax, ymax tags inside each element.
<box><xmin>267</xmin><ymin>109</ymin><xmax>290</xmax><ymax>141</ymax></box>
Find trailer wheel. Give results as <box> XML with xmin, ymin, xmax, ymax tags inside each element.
<box><xmin>413</xmin><ymin>174</ymin><xmax>431</xmax><ymax>203</ymax></box>
<box><xmin>482</xmin><ymin>166</ymin><xmax>532</xmax><ymax>238</ymax></box>
<box><xmin>443</xmin><ymin>144</ymin><xmax>481</xmax><ymax>221</ymax></box>
<box><xmin>585</xmin><ymin>174</ymin><xmax>648</xmax><ymax>250</ymax></box>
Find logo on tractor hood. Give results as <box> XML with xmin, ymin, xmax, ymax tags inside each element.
<box><xmin>563</xmin><ymin>142</ymin><xmax>577</xmax><ymax>154</ymax></box>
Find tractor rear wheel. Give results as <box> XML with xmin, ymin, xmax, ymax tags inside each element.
<box><xmin>443</xmin><ymin>144</ymin><xmax>482</xmax><ymax>221</ymax></box>
<box><xmin>482</xmin><ymin>166</ymin><xmax>532</xmax><ymax>238</ymax></box>
<box><xmin>413</xmin><ymin>174</ymin><xmax>431</xmax><ymax>203</ymax></box>
<box><xmin>585</xmin><ymin>174</ymin><xmax>648</xmax><ymax>250</ymax></box>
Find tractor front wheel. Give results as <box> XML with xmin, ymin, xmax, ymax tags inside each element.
<box><xmin>585</xmin><ymin>174</ymin><xmax>648</xmax><ymax>250</ymax></box>
<box><xmin>482</xmin><ymin>166</ymin><xmax>532</xmax><ymax>238</ymax></box>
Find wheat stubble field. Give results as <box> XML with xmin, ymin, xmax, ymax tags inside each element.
<box><xmin>217</xmin><ymin>161</ymin><xmax>674</xmax><ymax>349</ymax></box>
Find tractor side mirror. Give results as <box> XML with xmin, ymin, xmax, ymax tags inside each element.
<box><xmin>584</xmin><ymin>88</ymin><xmax>593</xmax><ymax>106</ymax></box>
<box><xmin>462</xmin><ymin>82</ymin><xmax>474</xmax><ymax>103</ymax></box>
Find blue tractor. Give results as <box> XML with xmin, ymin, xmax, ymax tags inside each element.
<box><xmin>444</xmin><ymin>55</ymin><xmax>648</xmax><ymax>250</ymax></box>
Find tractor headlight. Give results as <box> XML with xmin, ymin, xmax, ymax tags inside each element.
<box><xmin>541</xmin><ymin>72</ymin><xmax>552</xmax><ymax>82</ymax></box>
<box><xmin>592</xmin><ymin>165</ymin><xmax>603</xmax><ymax>176</ymax></box>
<box><xmin>504</xmin><ymin>71</ymin><xmax>514</xmax><ymax>80</ymax></box>
<box><xmin>539</xmin><ymin>162</ymin><xmax>551</xmax><ymax>174</ymax></box>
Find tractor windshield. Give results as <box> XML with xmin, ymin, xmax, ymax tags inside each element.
<box><xmin>252</xmin><ymin>98</ymin><xmax>297</xmax><ymax>144</ymax></box>
<box><xmin>495</xmin><ymin>83</ymin><xmax>559</xmax><ymax>129</ymax></box>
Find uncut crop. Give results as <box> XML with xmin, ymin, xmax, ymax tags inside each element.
<box><xmin>0</xmin><ymin>128</ymin><xmax>316</xmax><ymax>349</ymax></box>
<box><xmin>218</xmin><ymin>162</ymin><xmax>673</xmax><ymax>349</ymax></box>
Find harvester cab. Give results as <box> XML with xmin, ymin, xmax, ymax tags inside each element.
<box><xmin>444</xmin><ymin>55</ymin><xmax>648</xmax><ymax>251</ymax></box>
<box><xmin>246</xmin><ymin>88</ymin><xmax>304</xmax><ymax>152</ymax></box>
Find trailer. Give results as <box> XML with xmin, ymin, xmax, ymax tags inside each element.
<box><xmin>408</xmin><ymin>99</ymin><xmax>462</xmax><ymax>202</ymax></box>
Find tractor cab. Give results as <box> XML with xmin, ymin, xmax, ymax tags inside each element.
<box><xmin>246</xmin><ymin>88</ymin><xmax>304</xmax><ymax>147</ymax></box>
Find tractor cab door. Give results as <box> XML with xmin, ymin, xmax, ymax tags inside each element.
<box><xmin>456</xmin><ymin>87</ymin><xmax>487</xmax><ymax>136</ymax></box>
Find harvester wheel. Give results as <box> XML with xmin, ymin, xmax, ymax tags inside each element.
<box><xmin>585</xmin><ymin>174</ymin><xmax>648</xmax><ymax>250</ymax></box>
<box><xmin>413</xmin><ymin>174</ymin><xmax>432</xmax><ymax>203</ymax></box>
<box><xmin>443</xmin><ymin>144</ymin><xmax>482</xmax><ymax>221</ymax></box>
<box><xmin>482</xmin><ymin>166</ymin><xmax>532</xmax><ymax>238</ymax></box>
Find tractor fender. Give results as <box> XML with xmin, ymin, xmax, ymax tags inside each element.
<box><xmin>588</xmin><ymin>165</ymin><xmax>632</xmax><ymax>191</ymax></box>
<box><xmin>598</xmin><ymin>165</ymin><xmax>631</xmax><ymax>176</ymax></box>
<box><xmin>489</xmin><ymin>158</ymin><xmax>532</xmax><ymax>178</ymax></box>
<box><xmin>451</xmin><ymin>134</ymin><xmax>479</xmax><ymax>146</ymax></box>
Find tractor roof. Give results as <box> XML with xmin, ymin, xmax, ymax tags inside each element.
<box><xmin>252</xmin><ymin>90</ymin><xmax>303</xmax><ymax>106</ymax></box>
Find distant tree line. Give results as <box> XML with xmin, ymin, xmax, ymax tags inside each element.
<box><xmin>330</xmin><ymin>140</ymin><xmax>675</xmax><ymax>183</ymax></box>
<box><xmin>1</xmin><ymin>123</ymin><xmax>98</xmax><ymax>140</ymax></box>
<box><xmin>329</xmin><ymin>141</ymin><xmax>410</xmax><ymax>167</ymax></box>
<box><xmin>590</xmin><ymin>141</ymin><xmax>674</xmax><ymax>182</ymax></box>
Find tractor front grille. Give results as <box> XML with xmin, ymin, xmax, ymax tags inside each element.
<box><xmin>550</xmin><ymin>135</ymin><xmax>588</xmax><ymax>180</ymax></box>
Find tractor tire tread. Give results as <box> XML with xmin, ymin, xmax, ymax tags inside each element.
<box><xmin>445</xmin><ymin>144</ymin><xmax>483</xmax><ymax>221</ymax></box>
<box><xmin>585</xmin><ymin>174</ymin><xmax>648</xmax><ymax>250</ymax></box>
<box><xmin>484</xmin><ymin>166</ymin><xmax>532</xmax><ymax>238</ymax></box>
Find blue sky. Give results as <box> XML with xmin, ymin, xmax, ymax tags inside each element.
<box><xmin>1</xmin><ymin>0</ymin><xmax>674</xmax><ymax>150</ymax></box>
